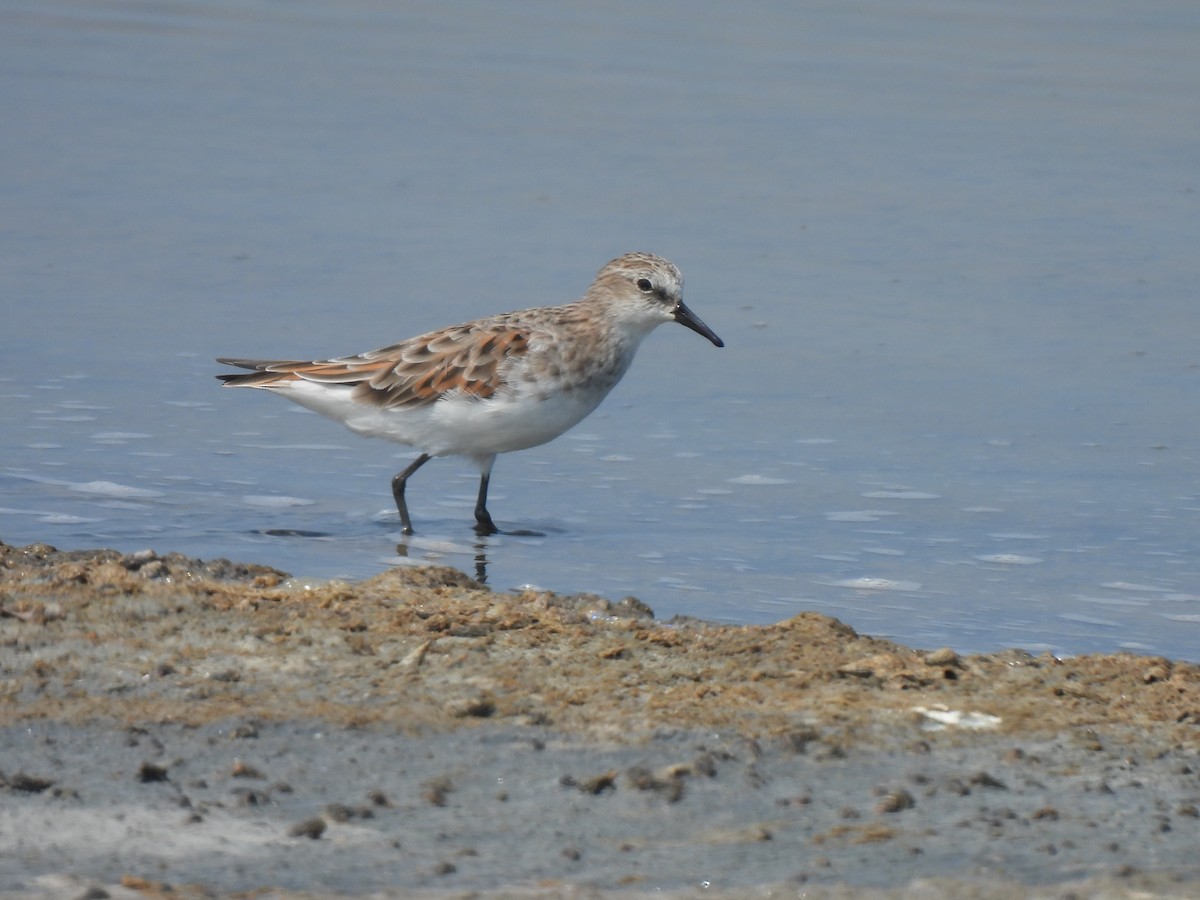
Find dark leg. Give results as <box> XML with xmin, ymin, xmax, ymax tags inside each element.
<box><xmin>392</xmin><ymin>453</ymin><xmax>432</xmax><ymax>535</ymax></box>
<box><xmin>474</xmin><ymin>471</ymin><xmax>498</xmax><ymax>535</ymax></box>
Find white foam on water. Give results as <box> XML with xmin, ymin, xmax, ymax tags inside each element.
<box><xmin>728</xmin><ymin>474</ymin><xmax>794</xmax><ymax>485</ymax></box>
<box><xmin>828</xmin><ymin>577</ymin><xmax>924</xmax><ymax>593</ymax></box>
<box><xmin>862</xmin><ymin>490</ymin><xmax>941</xmax><ymax>500</ymax></box>
<box><xmin>241</xmin><ymin>495</ymin><xmax>316</xmax><ymax>508</ymax></box>
<box><xmin>70</xmin><ymin>481</ymin><xmax>164</xmax><ymax>499</ymax></box>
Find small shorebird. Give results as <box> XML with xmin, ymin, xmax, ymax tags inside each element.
<box><xmin>217</xmin><ymin>251</ymin><xmax>723</xmax><ymax>535</ymax></box>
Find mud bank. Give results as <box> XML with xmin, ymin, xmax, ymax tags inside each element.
<box><xmin>1</xmin><ymin>540</ymin><xmax>1198</xmax><ymax>898</ymax></box>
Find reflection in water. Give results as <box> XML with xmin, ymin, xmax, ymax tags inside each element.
<box><xmin>393</xmin><ymin>536</ymin><xmax>492</xmax><ymax>584</ymax></box>
<box><xmin>473</xmin><ymin>538</ymin><xmax>489</xmax><ymax>584</ymax></box>
<box><xmin>390</xmin><ymin>521</ymin><xmax>553</xmax><ymax>585</ymax></box>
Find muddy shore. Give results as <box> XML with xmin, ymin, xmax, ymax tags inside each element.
<box><xmin>1</xmin><ymin>538</ymin><xmax>1198</xmax><ymax>898</ymax></box>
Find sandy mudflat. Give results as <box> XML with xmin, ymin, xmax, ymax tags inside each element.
<box><xmin>1</xmin><ymin>539</ymin><xmax>1199</xmax><ymax>899</ymax></box>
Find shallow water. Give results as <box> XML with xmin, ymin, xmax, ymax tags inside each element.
<box><xmin>3</xmin><ymin>0</ymin><xmax>1198</xmax><ymax>660</ymax></box>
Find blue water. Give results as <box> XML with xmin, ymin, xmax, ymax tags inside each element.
<box><xmin>3</xmin><ymin>0</ymin><xmax>1198</xmax><ymax>660</ymax></box>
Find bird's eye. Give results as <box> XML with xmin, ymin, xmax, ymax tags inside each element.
<box><xmin>636</xmin><ymin>278</ymin><xmax>654</xmax><ymax>293</ymax></box>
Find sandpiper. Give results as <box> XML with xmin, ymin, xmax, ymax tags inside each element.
<box><xmin>217</xmin><ymin>252</ymin><xmax>723</xmax><ymax>534</ymax></box>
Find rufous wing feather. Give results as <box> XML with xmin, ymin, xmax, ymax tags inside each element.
<box><xmin>217</xmin><ymin>322</ymin><xmax>532</xmax><ymax>409</ymax></box>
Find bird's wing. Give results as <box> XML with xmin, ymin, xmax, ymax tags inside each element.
<box><xmin>217</xmin><ymin>318</ymin><xmax>533</xmax><ymax>410</ymax></box>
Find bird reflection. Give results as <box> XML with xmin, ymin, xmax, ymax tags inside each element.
<box><xmin>473</xmin><ymin>537</ymin><xmax>489</xmax><ymax>583</ymax></box>
<box><xmin>392</xmin><ymin>523</ymin><xmax>546</xmax><ymax>585</ymax></box>
<box><xmin>391</xmin><ymin>535</ymin><xmax>492</xmax><ymax>583</ymax></box>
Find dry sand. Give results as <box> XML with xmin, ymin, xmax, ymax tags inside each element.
<box><xmin>1</xmin><ymin>538</ymin><xmax>1198</xmax><ymax>898</ymax></box>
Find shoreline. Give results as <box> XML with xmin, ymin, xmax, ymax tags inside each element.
<box><xmin>2</xmin><ymin>539</ymin><xmax>1198</xmax><ymax>897</ymax></box>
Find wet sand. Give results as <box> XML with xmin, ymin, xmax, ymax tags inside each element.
<box><xmin>1</xmin><ymin>538</ymin><xmax>1198</xmax><ymax>898</ymax></box>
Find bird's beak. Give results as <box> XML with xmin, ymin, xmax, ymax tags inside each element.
<box><xmin>673</xmin><ymin>301</ymin><xmax>724</xmax><ymax>347</ymax></box>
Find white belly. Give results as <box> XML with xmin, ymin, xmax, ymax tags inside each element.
<box><xmin>275</xmin><ymin>379</ymin><xmax>609</xmax><ymax>460</ymax></box>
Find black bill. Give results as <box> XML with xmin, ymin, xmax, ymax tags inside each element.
<box><xmin>673</xmin><ymin>301</ymin><xmax>724</xmax><ymax>348</ymax></box>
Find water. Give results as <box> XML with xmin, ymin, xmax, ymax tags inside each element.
<box><xmin>3</xmin><ymin>0</ymin><xmax>1198</xmax><ymax>660</ymax></box>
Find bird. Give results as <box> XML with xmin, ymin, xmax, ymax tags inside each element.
<box><xmin>216</xmin><ymin>251</ymin><xmax>723</xmax><ymax>535</ymax></box>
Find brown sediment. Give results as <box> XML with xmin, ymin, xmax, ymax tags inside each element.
<box><xmin>2</xmin><ymin>539</ymin><xmax>1196</xmax><ymax>748</ymax></box>
<box><xmin>4</xmin><ymin>539</ymin><xmax>1200</xmax><ymax>898</ymax></box>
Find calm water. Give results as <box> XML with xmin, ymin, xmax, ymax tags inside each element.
<box><xmin>3</xmin><ymin>1</ymin><xmax>1198</xmax><ymax>660</ymax></box>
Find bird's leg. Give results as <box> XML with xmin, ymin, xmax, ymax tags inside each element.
<box><xmin>474</xmin><ymin>472</ymin><xmax>499</xmax><ymax>535</ymax></box>
<box><xmin>473</xmin><ymin>455</ymin><xmax>499</xmax><ymax>535</ymax></box>
<box><xmin>392</xmin><ymin>453</ymin><xmax>432</xmax><ymax>535</ymax></box>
